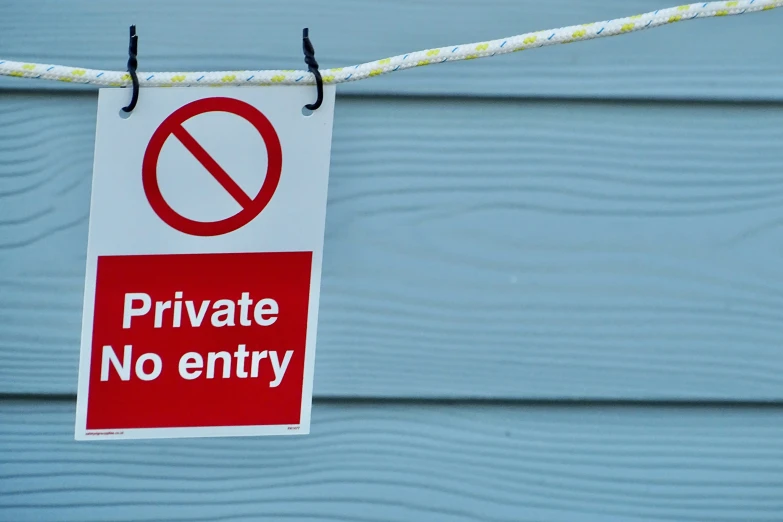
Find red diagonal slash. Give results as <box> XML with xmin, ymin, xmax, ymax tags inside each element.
<box><xmin>171</xmin><ymin>125</ymin><xmax>253</xmax><ymax>208</ymax></box>
<box><xmin>142</xmin><ymin>96</ymin><xmax>283</xmax><ymax>237</ymax></box>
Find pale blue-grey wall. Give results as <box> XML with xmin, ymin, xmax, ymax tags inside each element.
<box><xmin>1</xmin><ymin>1</ymin><xmax>783</xmax><ymax>520</ymax></box>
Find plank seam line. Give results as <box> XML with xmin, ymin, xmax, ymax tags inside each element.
<box><xmin>3</xmin><ymin>86</ymin><xmax>783</xmax><ymax>107</ymax></box>
<box><xmin>3</xmin><ymin>394</ymin><xmax>783</xmax><ymax>408</ymax></box>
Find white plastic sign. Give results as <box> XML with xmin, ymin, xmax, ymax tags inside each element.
<box><xmin>75</xmin><ymin>86</ymin><xmax>335</xmax><ymax>440</ymax></box>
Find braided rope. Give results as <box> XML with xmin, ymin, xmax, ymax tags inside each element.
<box><xmin>0</xmin><ymin>0</ymin><xmax>779</xmax><ymax>88</ymax></box>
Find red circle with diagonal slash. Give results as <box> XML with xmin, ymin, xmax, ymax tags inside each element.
<box><xmin>142</xmin><ymin>97</ymin><xmax>282</xmax><ymax>237</ymax></box>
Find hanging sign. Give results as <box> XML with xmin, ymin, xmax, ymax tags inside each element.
<box><xmin>74</xmin><ymin>86</ymin><xmax>336</xmax><ymax>440</ymax></box>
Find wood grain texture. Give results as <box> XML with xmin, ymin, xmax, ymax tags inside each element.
<box><xmin>1</xmin><ymin>0</ymin><xmax>782</xmax><ymax>100</ymax></box>
<box><xmin>1</xmin><ymin>400</ymin><xmax>783</xmax><ymax>521</ymax></box>
<box><xmin>2</xmin><ymin>92</ymin><xmax>783</xmax><ymax>399</ymax></box>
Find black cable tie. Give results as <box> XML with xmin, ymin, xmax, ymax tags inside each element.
<box><xmin>302</xmin><ymin>28</ymin><xmax>323</xmax><ymax>111</ymax></box>
<box><xmin>122</xmin><ymin>25</ymin><xmax>139</xmax><ymax>113</ymax></box>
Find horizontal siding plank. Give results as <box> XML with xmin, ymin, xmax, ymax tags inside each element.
<box><xmin>2</xmin><ymin>93</ymin><xmax>783</xmax><ymax>399</ymax></box>
<box><xmin>0</xmin><ymin>0</ymin><xmax>782</xmax><ymax>100</ymax></box>
<box><xmin>1</xmin><ymin>401</ymin><xmax>783</xmax><ymax>521</ymax></box>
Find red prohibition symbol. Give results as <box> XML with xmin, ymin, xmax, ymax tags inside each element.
<box><xmin>142</xmin><ymin>97</ymin><xmax>283</xmax><ymax>237</ymax></box>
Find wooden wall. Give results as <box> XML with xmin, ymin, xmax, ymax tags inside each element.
<box><xmin>1</xmin><ymin>1</ymin><xmax>782</xmax><ymax>520</ymax></box>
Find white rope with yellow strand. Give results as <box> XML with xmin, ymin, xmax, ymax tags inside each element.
<box><xmin>0</xmin><ymin>0</ymin><xmax>780</xmax><ymax>88</ymax></box>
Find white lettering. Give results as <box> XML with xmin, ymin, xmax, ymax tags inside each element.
<box><xmin>122</xmin><ymin>293</ymin><xmax>151</xmax><ymax>329</ymax></box>
<box><xmin>179</xmin><ymin>352</ymin><xmax>203</xmax><ymax>380</ymax></box>
<box><xmin>251</xmin><ymin>350</ymin><xmax>268</xmax><ymax>378</ymax></box>
<box><xmin>154</xmin><ymin>300</ymin><xmax>172</xmax><ymax>328</ymax></box>
<box><xmin>269</xmin><ymin>350</ymin><xmax>294</xmax><ymax>387</ymax></box>
<box><xmin>122</xmin><ymin>293</ymin><xmax>282</xmax><ymax>329</ymax></box>
<box><xmin>172</xmin><ymin>291</ymin><xmax>183</xmax><ymax>327</ymax></box>
<box><xmin>253</xmin><ymin>298</ymin><xmax>279</xmax><ymax>326</ymax></box>
<box><xmin>206</xmin><ymin>351</ymin><xmax>231</xmax><ymax>378</ymax></box>
<box><xmin>238</xmin><ymin>292</ymin><xmax>253</xmax><ymax>327</ymax></box>
<box><xmin>234</xmin><ymin>344</ymin><xmax>249</xmax><ymax>378</ymax></box>
<box><xmin>135</xmin><ymin>353</ymin><xmax>162</xmax><ymax>381</ymax></box>
<box><xmin>185</xmin><ymin>300</ymin><xmax>210</xmax><ymax>327</ymax></box>
<box><xmin>211</xmin><ymin>299</ymin><xmax>235</xmax><ymax>327</ymax></box>
<box><xmin>100</xmin><ymin>345</ymin><xmax>132</xmax><ymax>381</ymax></box>
<box><xmin>171</xmin><ymin>348</ymin><xmax>292</xmax><ymax>383</ymax></box>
